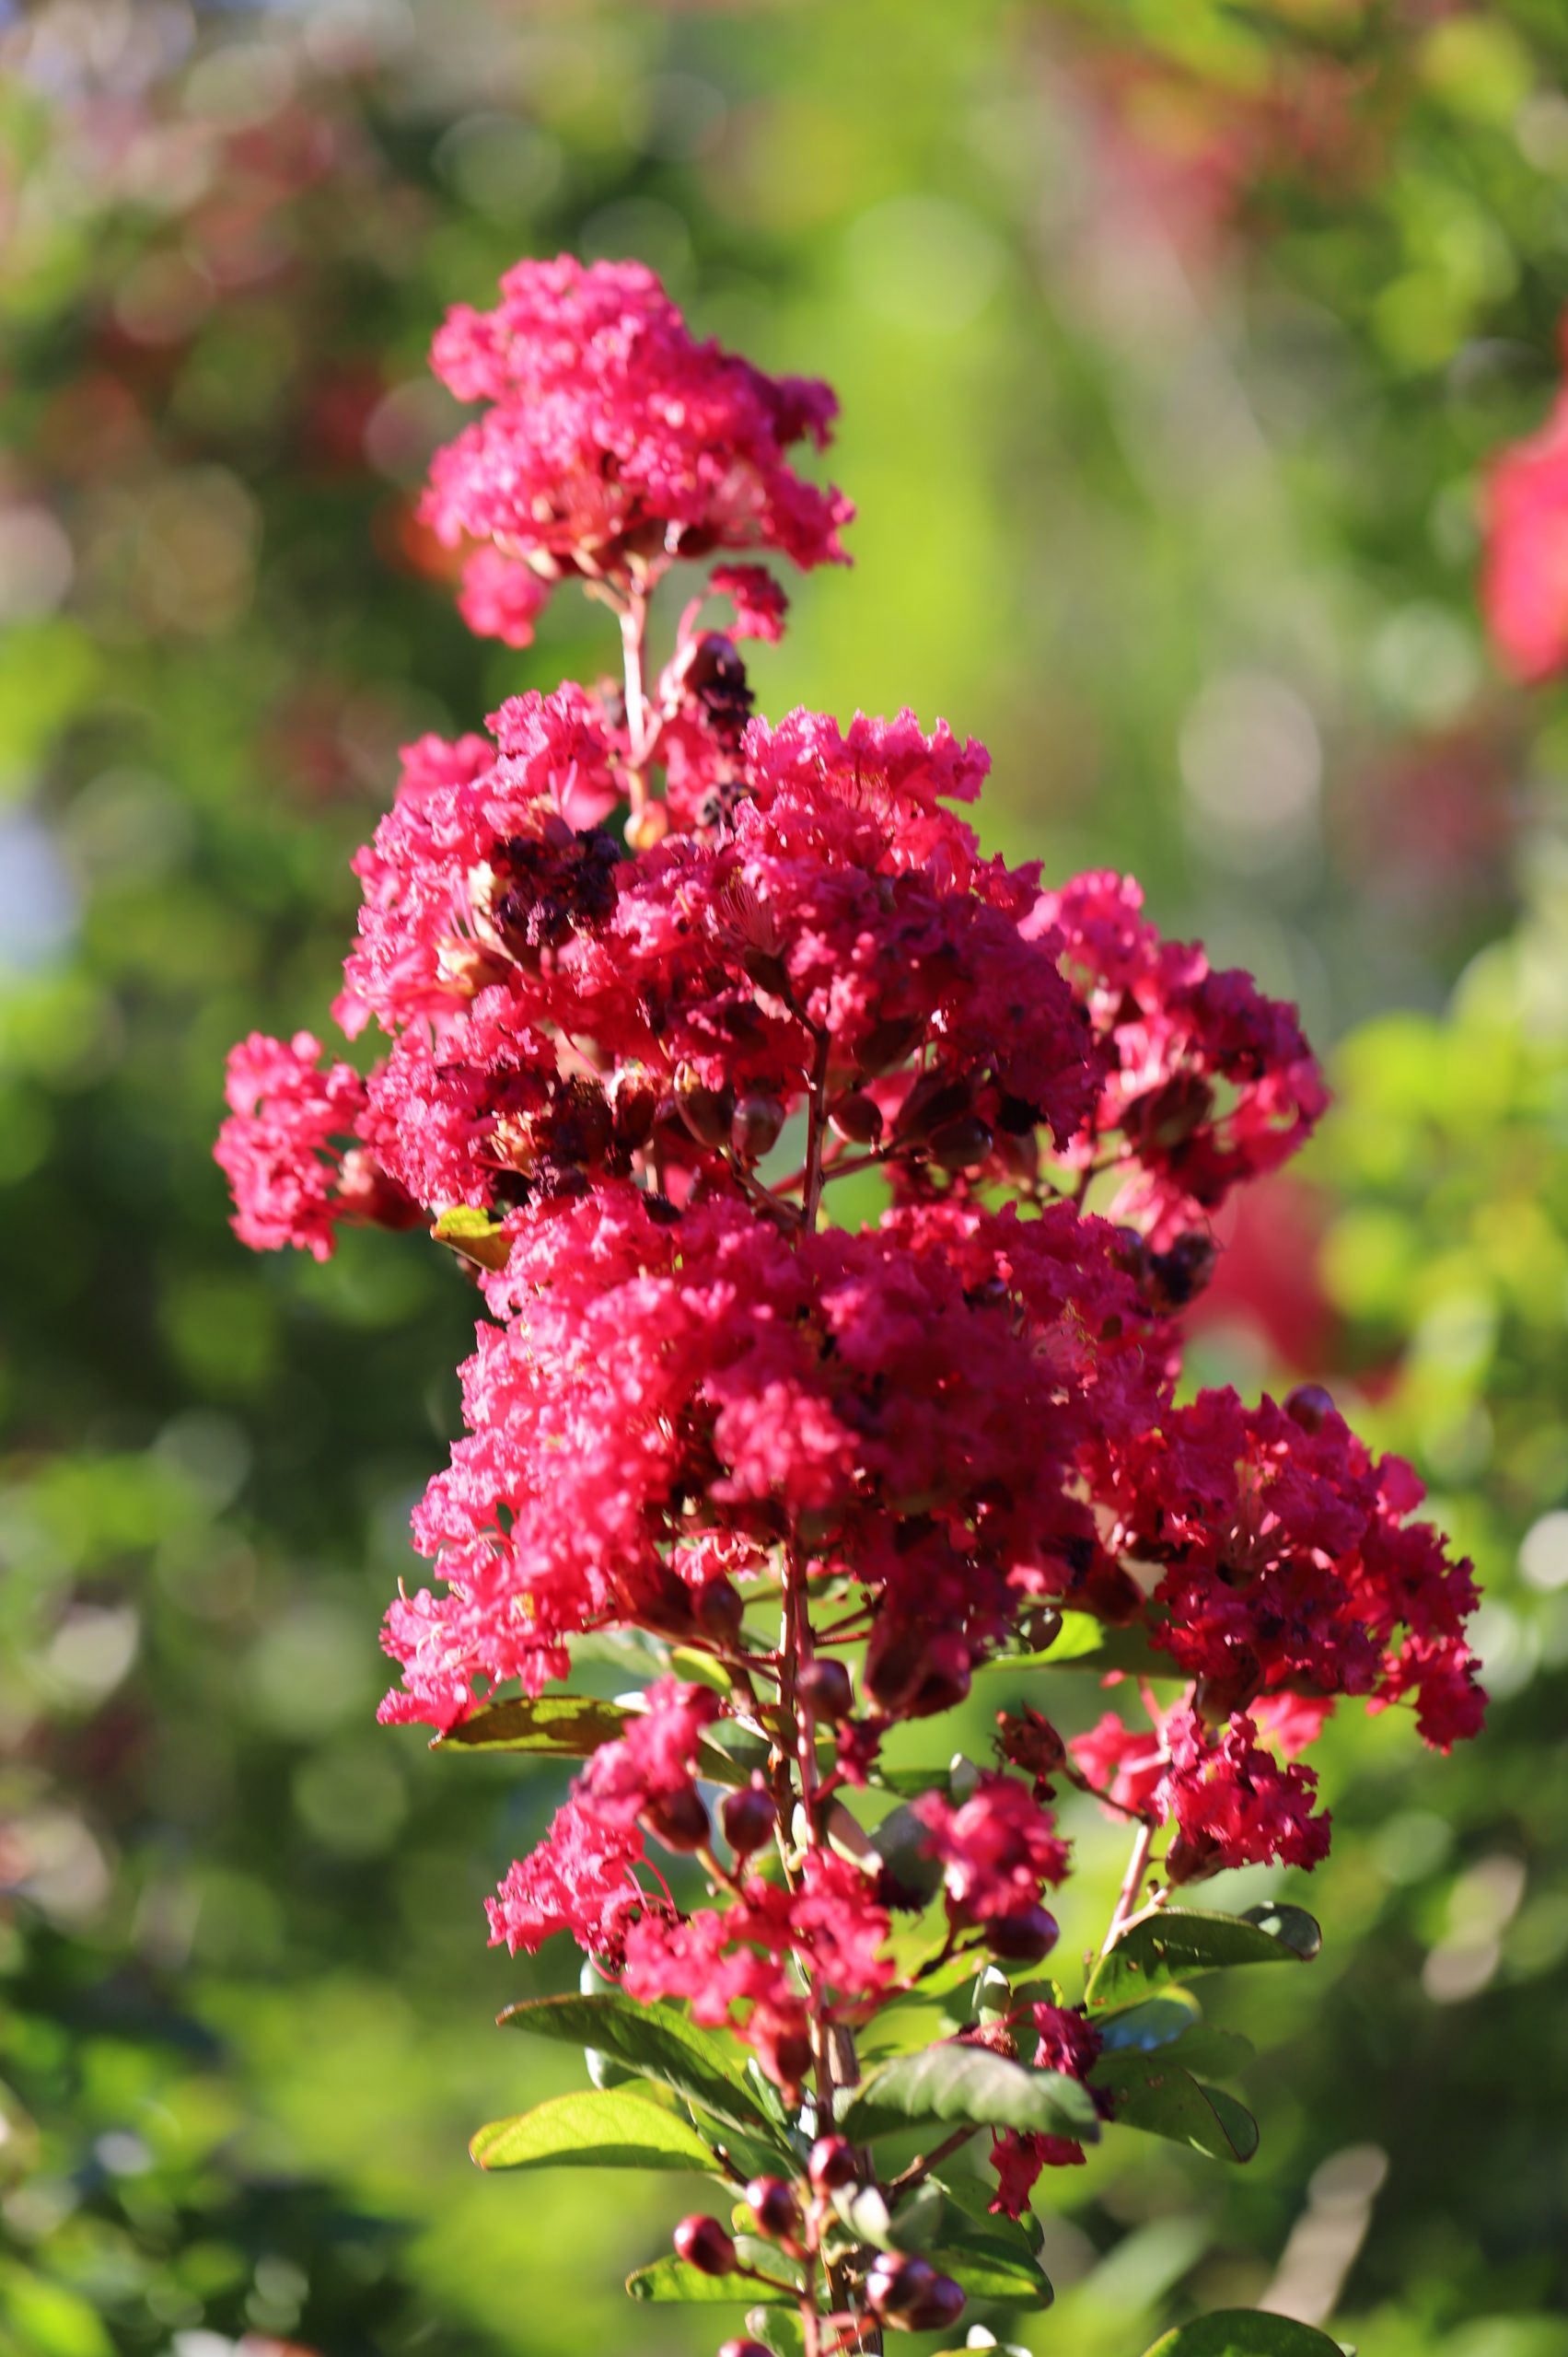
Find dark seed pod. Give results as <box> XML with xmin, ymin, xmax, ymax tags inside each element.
<box><xmin>927</xmin><ymin>1114</ymin><xmax>993</xmax><ymax>1172</ymax></box>
<box><xmin>675</xmin><ymin>1064</ymin><xmax>737</xmax><ymax>1149</ymax></box>
<box><xmin>673</xmin><ymin>2215</ymin><xmax>737</xmax><ymax>2276</ymax></box>
<box><xmin>807</xmin><ymin>2134</ymin><xmax>858</xmax><ymax>2192</ymax></box>
<box><xmin>984</xmin><ymin>1902</ymin><xmax>1061</xmax><ymax>1966</ymax></box>
<box><xmin>904</xmin><ymin>2272</ymin><xmax>967</xmax><ymax>2331</ymax></box>
<box><xmin>643</xmin><ymin>1786</ymin><xmax>710</xmax><ymax>1853</ymax></box>
<box><xmin>731</xmin><ymin>1092</ymin><xmax>786</xmax><ymax>1163</ymax></box>
<box><xmin>829</xmin><ymin>1090</ymin><xmax>883</xmax><ymax>1144</ymax></box>
<box><xmin>692</xmin><ymin>1576</ymin><xmax>745</xmax><ymax>1643</ymax></box>
<box><xmin>798</xmin><ymin>1656</ymin><xmax>854</xmax><ymax>1723</ymax></box>
<box><xmin>1284</xmin><ymin>1382</ymin><xmax>1336</xmax><ymax>1434</ymax></box>
<box><xmin>1165</xmin><ymin>1827</ymin><xmax>1223</xmax><ymax>1886</ymax></box>
<box><xmin>745</xmin><ymin>2176</ymin><xmax>801</xmax><ymax>2241</ymax></box>
<box><xmin>865</xmin><ymin>2253</ymin><xmax>936</xmax><ymax>2317</ymax></box>
<box><xmin>721</xmin><ymin>1782</ymin><xmax>775</xmax><ymax>1859</ymax></box>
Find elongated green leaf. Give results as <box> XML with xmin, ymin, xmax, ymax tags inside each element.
<box><xmin>1143</xmin><ymin>2313</ymin><xmax>1347</xmax><ymax>2356</ymax></box>
<box><xmin>627</xmin><ymin>2237</ymin><xmax>797</xmax><ymax>2305</ymax></box>
<box><xmin>436</xmin><ymin>1692</ymin><xmax>631</xmax><ymax>1755</ymax></box>
<box><xmin>1096</xmin><ymin>1996</ymin><xmax>1252</xmax><ymax>2079</ymax></box>
<box><xmin>934</xmin><ymin>2171</ymin><xmax>1047</xmax><ymax>2258</ymax></box>
<box><xmin>498</xmin><ymin>1991</ymin><xmax>782</xmax><ymax>2145</ymax></box>
<box><xmin>981</xmin><ymin>1612</ymin><xmax>1179</xmax><ymax>1678</ymax></box>
<box><xmin>837</xmin><ymin>2044</ymin><xmax>1100</xmax><ymax>2145</ymax></box>
<box><xmin>927</xmin><ymin>2238</ymin><xmax>1053</xmax><ymax>2306</ymax></box>
<box><xmin>470</xmin><ymin>2089</ymin><xmax>717</xmax><ymax>2173</ymax></box>
<box><xmin>1091</xmin><ymin>2052</ymin><xmax>1259</xmax><ymax>2163</ymax></box>
<box><xmin>1086</xmin><ymin>1905</ymin><xmax>1321</xmax><ymax>2009</ymax></box>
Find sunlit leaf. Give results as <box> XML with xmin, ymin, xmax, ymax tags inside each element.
<box><xmin>436</xmin><ymin>1692</ymin><xmax>631</xmax><ymax>1755</ymax></box>
<box><xmin>1086</xmin><ymin>1905</ymin><xmax>1321</xmax><ymax>2009</ymax></box>
<box><xmin>1142</xmin><ymin>2313</ymin><xmax>1349</xmax><ymax>2356</ymax></box>
<box><xmin>470</xmin><ymin>2088</ymin><xmax>717</xmax><ymax>2172</ymax></box>
<box><xmin>1091</xmin><ymin>2051</ymin><xmax>1259</xmax><ymax>2162</ymax></box>
<box><xmin>838</xmin><ymin>2043</ymin><xmax>1100</xmax><ymax>2144</ymax></box>
<box><xmin>498</xmin><ymin>1990</ymin><xmax>784</xmax><ymax>2145</ymax></box>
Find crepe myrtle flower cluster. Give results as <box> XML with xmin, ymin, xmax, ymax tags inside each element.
<box><xmin>218</xmin><ymin>258</ymin><xmax>1482</xmax><ymax>2351</ymax></box>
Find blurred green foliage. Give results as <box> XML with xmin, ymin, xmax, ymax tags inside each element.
<box><xmin>1</xmin><ymin>1</ymin><xmax>1566</xmax><ymax>2352</ymax></box>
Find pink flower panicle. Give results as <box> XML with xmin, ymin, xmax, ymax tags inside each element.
<box><xmin>217</xmin><ymin>256</ymin><xmax>1484</xmax><ymax>2300</ymax></box>
<box><xmin>421</xmin><ymin>254</ymin><xmax>851</xmax><ymax>647</ymax></box>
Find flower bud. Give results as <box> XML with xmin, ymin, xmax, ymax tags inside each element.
<box><xmin>906</xmin><ymin>2273</ymin><xmax>967</xmax><ymax>2331</ymax></box>
<box><xmin>928</xmin><ymin>1114</ymin><xmax>993</xmax><ymax>1172</ymax></box>
<box><xmin>867</xmin><ymin>2253</ymin><xmax>966</xmax><ymax>2327</ymax></box>
<box><xmin>673</xmin><ymin>2215</ymin><xmax>736</xmax><ymax>2276</ymax></box>
<box><xmin>1165</xmin><ymin>1827</ymin><xmax>1223</xmax><ymax>1886</ymax></box>
<box><xmin>984</xmin><ymin>1903</ymin><xmax>1061</xmax><ymax>1966</ymax></box>
<box><xmin>731</xmin><ymin>1092</ymin><xmax>786</xmax><ymax>1163</ymax></box>
<box><xmin>644</xmin><ymin>1786</ymin><xmax>711</xmax><ymax>1854</ymax></box>
<box><xmin>1122</xmin><ymin>1071</ymin><xmax>1214</xmax><ymax>1153</ymax></box>
<box><xmin>693</xmin><ymin>1576</ymin><xmax>745</xmax><ymax>1643</ymax></box>
<box><xmin>675</xmin><ymin>1065</ymin><xmax>736</xmax><ymax>1149</ymax></box>
<box><xmin>745</xmin><ymin>2176</ymin><xmax>801</xmax><ymax>2241</ymax></box>
<box><xmin>829</xmin><ymin>1090</ymin><xmax>883</xmax><ymax>1144</ymax></box>
<box><xmin>893</xmin><ymin>1071</ymin><xmax>970</xmax><ymax>1145</ymax></box>
<box><xmin>1193</xmin><ymin>1646</ymin><xmax>1264</xmax><ymax>1724</ymax></box>
<box><xmin>721</xmin><ymin>1781</ymin><xmax>775</xmax><ymax>1859</ymax></box>
<box><xmin>807</xmin><ymin>2134</ymin><xmax>858</xmax><ymax>2193</ymax></box>
<box><xmin>854</xmin><ymin>1013</ymin><xmax>924</xmax><ymax>1077</ymax></box>
<box><xmin>772</xmin><ymin>2028</ymin><xmax>814</xmax><ymax>2090</ymax></box>
<box><xmin>995</xmin><ymin>1705</ymin><xmax>1065</xmax><ymax>1781</ymax></box>
<box><xmin>1144</xmin><ymin>1231</ymin><xmax>1217</xmax><ymax>1312</ymax></box>
<box><xmin>717</xmin><ymin>2343</ymin><xmax>774</xmax><ymax>2357</ymax></box>
<box><xmin>798</xmin><ymin>1656</ymin><xmax>854</xmax><ymax>1724</ymax></box>
<box><xmin>1285</xmin><ymin>1382</ymin><xmax>1336</xmax><ymax>1434</ymax></box>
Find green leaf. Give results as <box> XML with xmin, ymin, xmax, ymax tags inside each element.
<box><xmin>436</xmin><ymin>1691</ymin><xmax>631</xmax><ymax>1755</ymax></box>
<box><xmin>470</xmin><ymin>2089</ymin><xmax>718</xmax><ymax>2173</ymax></box>
<box><xmin>1096</xmin><ymin>1994</ymin><xmax>1253</xmax><ymax>2079</ymax></box>
<box><xmin>837</xmin><ymin>2043</ymin><xmax>1101</xmax><ymax>2145</ymax></box>
<box><xmin>1091</xmin><ymin>2052</ymin><xmax>1259</xmax><ymax>2163</ymax></box>
<box><xmin>431</xmin><ymin>1205</ymin><xmax>511</xmax><ymax>1270</ymax></box>
<box><xmin>498</xmin><ymin>1991</ymin><xmax>783</xmax><ymax>2146</ymax></box>
<box><xmin>627</xmin><ymin>2237</ymin><xmax>797</xmax><ymax>2305</ymax></box>
<box><xmin>1143</xmin><ymin>2313</ymin><xmax>1347</xmax><ymax>2356</ymax></box>
<box><xmin>1086</xmin><ymin>1906</ymin><xmax>1322</xmax><ymax>2009</ymax></box>
<box><xmin>926</xmin><ymin>2237</ymin><xmax>1053</xmax><ymax>2307</ymax></box>
<box><xmin>981</xmin><ymin>1611</ymin><xmax>1179</xmax><ymax>1679</ymax></box>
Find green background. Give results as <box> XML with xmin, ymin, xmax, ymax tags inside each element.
<box><xmin>1</xmin><ymin>2</ymin><xmax>1565</xmax><ymax>2351</ymax></box>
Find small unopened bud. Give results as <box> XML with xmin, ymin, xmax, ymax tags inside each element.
<box><xmin>893</xmin><ymin>1072</ymin><xmax>970</xmax><ymax>1146</ymax></box>
<box><xmin>928</xmin><ymin>1114</ymin><xmax>993</xmax><ymax>1171</ymax></box>
<box><xmin>673</xmin><ymin>2215</ymin><xmax>736</xmax><ymax>2276</ymax></box>
<box><xmin>692</xmin><ymin>1576</ymin><xmax>745</xmax><ymax>1643</ymax></box>
<box><xmin>721</xmin><ymin>1782</ymin><xmax>775</xmax><ymax>1859</ymax></box>
<box><xmin>866</xmin><ymin>2253</ymin><xmax>965</xmax><ymax>2327</ymax></box>
<box><xmin>675</xmin><ymin>1065</ymin><xmax>736</xmax><ymax>1150</ymax></box>
<box><xmin>772</xmin><ymin>2029</ymin><xmax>814</xmax><ymax>2091</ymax></box>
<box><xmin>995</xmin><ymin>1706</ymin><xmax>1065</xmax><ymax>1782</ymax></box>
<box><xmin>1144</xmin><ymin>1231</ymin><xmax>1217</xmax><ymax>1312</ymax></box>
<box><xmin>855</xmin><ymin>1014</ymin><xmax>924</xmax><ymax>1078</ymax></box>
<box><xmin>717</xmin><ymin>2343</ymin><xmax>774</xmax><ymax>2357</ymax></box>
<box><xmin>731</xmin><ymin>1092</ymin><xmax>786</xmax><ymax>1163</ymax></box>
<box><xmin>1122</xmin><ymin>1071</ymin><xmax>1214</xmax><ymax>1153</ymax></box>
<box><xmin>807</xmin><ymin>2134</ymin><xmax>858</xmax><ymax>2193</ymax></box>
<box><xmin>829</xmin><ymin>1090</ymin><xmax>883</xmax><ymax>1144</ymax></box>
<box><xmin>798</xmin><ymin>1656</ymin><xmax>854</xmax><ymax>1724</ymax></box>
<box><xmin>644</xmin><ymin>1787</ymin><xmax>710</xmax><ymax>1853</ymax></box>
<box><xmin>984</xmin><ymin>1903</ymin><xmax>1061</xmax><ymax>1966</ymax></box>
<box><xmin>1165</xmin><ymin>1827</ymin><xmax>1223</xmax><ymax>1886</ymax></box>
<box><xmin>1284</xmin><ymin>1382</ymin><xmax>1336</xmax><ymax>1434</ymax></box>
<box><xmin>1193</xmin><ymin>1647</ymin><xmax>1264</xmax><ymax>1725</ymax></box>
<box><xmin>746</xmin><ymin>2176</ymin><xmax>801</xmax><ymax>2241</ymax></box>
